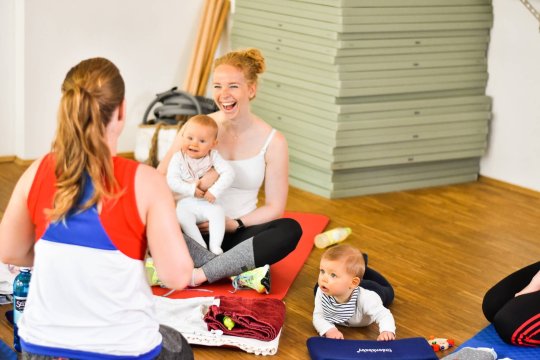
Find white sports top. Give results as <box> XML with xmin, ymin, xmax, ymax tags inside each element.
<box><xmin>217</xmin><ymin>129</ymin><xmax>276</xmax><ymax>219</ymax></box>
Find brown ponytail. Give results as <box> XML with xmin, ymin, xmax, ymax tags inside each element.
<box><xmin>47</xmin><ymin>57</ymin><xmax>125</xmax><ymax>221</ymax></box>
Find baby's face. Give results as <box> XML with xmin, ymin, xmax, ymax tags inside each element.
<box><xmin>181</xmin><ymin>122</ymin><xmax>217</xmax><ymax>159</ymax></box>
<box><xmin>318</xmin><ymin>258</ymin><xmax>357</xmax><ymax>302</ymax></box>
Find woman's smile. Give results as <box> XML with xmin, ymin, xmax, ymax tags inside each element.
<box><xmin>221</xmin><ymin>101</ymin><xmax>237</xmax><ymax>112</ymax></box>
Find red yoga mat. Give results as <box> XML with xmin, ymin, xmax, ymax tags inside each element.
<box><xmin>152</xmin><ymin>211</ymin><xmax>329</xmax><ymax>300</ymax></box>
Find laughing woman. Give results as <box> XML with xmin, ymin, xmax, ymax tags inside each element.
<box><xmin>158</xmin><ymin>48</ymin><xmax>302</xmax><ymax>288</ymax></box>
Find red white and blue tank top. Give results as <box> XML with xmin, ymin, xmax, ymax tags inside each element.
<box><xmin>19</xmin><ymin>154</ymin><xmax>161</xmax><ymax>359</ymax></box>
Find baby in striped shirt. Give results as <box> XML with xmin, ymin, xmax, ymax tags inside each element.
<box><xmin>313</xmin><ymin>244</ymin><xmax>396</xmax><ymax>340</ymax></box>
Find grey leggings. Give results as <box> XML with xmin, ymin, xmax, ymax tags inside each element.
<box><xmin>21</xmin><ymin>325</ymin><xmax>193</xmax><ymax>360</ymax></box>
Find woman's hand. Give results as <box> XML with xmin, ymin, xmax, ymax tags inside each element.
<box><xmin>377</xmin><ymin>331</ymin><xmax>395</xmax><ymax>341</ymax></box>
<box><xmin>198</xmin><ymin>168</ymin><xmax>219</xmax><ymax>191</ymax></box>
<box><xmin>225</xmin><ymin>218</ymin><xmax>239</xmax><ymax>232</ymax></box>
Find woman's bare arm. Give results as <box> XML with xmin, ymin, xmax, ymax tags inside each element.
<box><xmin>0</xmin><ymin>159</ymin><xmax>42</xmax><ymax>267</ymax></box>
<box><xmin>136</xmin><ymin>165</ymin><xmax>193</xmax><ymax>289</ymax></box>
<box><xmin>225</xmin><ymin>131</ymin><xmax>289</xmax><ymax>231</ymax></box>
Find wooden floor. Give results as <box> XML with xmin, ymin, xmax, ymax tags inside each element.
<box><xmin>1</xmin><ymin>161</ymin><xmax>539</xmax><ymax>359</ymax></box>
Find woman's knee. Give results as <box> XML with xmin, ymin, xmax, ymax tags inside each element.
<box><xmin>492</xmin><ymin>310</ymin><xmax>517</xmax><ymax>345</ymax></box>
<box><xmin>252</xmin><ymin>218</ymin><xmax>303</xmax><ymax>265</ymax></box>
<box><xmin>482</xmin><ymin>286</ymin><xmax>499</xmax><ymax>323</ymax></box>
<box><xmin>283</xmin><ymin>218</ymin><xmax>302</xmax><ymax>240</ymax></box>
<box><xmin>279</xmin><ymin>218</ymin><xmax>303</xmax><ymax>253</ymax></box>
<box><xmin>492</xmin><ymin>298</ymin><xmax>540</xmax><ymax>347</ymax></box>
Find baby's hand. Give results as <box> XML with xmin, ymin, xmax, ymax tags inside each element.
<box><xmin>194</xmin><ymin>187</ymin><xmax>205</xmax><ymax>198</ymax></box>
<box><xmin>324</xmin><ymin>327</ymin><xmax>344</xmax><ymax>339</ymax></box>
<box><xmin>377</xmin><ymin>331</ymin><xmax>395</xmax><ymax>341</ymax></box>
<box><xmin>204</xmin><ymin>191</ymin><xmax>216</xmax><ymax>203</ymax></box>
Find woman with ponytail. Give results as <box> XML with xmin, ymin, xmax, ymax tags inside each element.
<box><xmin>159</xmin><ymin>48</ymin><xmax>303</xmax><ymax>287</ymax></box>
<box><xmin>0</xmin><ymin>58</ymin><xmax>194</xmax><ymax>359</ymax></box>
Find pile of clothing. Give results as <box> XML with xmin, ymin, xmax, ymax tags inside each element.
<box><xmin>155</xmin><ymin>295</ymin><xmax>286</xmax><ymax>355</ymax></box>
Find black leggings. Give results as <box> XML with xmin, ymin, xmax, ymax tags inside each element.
<box><xmin>359</xmin><ymin>267</ymin><xmax>395</xmax><ymax>307</ymax></box>
<box><xmin>314</xmin><ymin>266</ymin><xmax>395</xmax><ymax>308</ymax></box>
<box><xmin>220</xmin><ymin>217</ymin><xmax>303</xmax><ymax>267</ymax></box>
<box><xmin>482</xmin><ymin>261</ymin><xmax>540</xmax><ymax>347</ymax></box>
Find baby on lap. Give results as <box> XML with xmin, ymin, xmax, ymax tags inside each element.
<box><xmin>166</xmin><ymin>115</ymin><xmax>234</xmax><ymax>255</ymax></box>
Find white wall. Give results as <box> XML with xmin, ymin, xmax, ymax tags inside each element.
<box><xmin>0</xmin><ymin>0</ymin><xmax>16</xmax><ymax>156</ymax></box>
<box><xmin>2</xmin><ymin>0</ymin><xmax>540</xmax><ymax>192</ymax></box>
<box><xmin>481</xmin><ymin>0</ymin><xmax>540</xmax><ymax>191</ymax></box>
<box><xmin>1</xmin><ymin>0</ymin><xmax>206</xmax><ymax>158</ymax></box>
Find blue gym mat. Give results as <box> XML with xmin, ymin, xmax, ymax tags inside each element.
<box><xmin>0</xmin><ymin>338</ymin><xmax>17</xmax><ymax>360</ymax></box>
<box><xmin>456</xmin><ymin>324</ymin><xmax>540</xmax><ymax>360</ymax></box>
<box><xmin>307</xmin><ymin>336</ymin><xmax>438</xmax><ymax>360</ymax></box>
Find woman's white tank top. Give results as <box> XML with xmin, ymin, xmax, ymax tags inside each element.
<box><xmin>217</xmin><ymin>129</ymin><xmax>276</xmax><ymax>219</ymax></box>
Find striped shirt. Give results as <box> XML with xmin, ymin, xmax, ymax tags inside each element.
<box><xmin>321</xmin><ymin>287</ymin><xmax>360</xmax><ymax>324</ymax></box>
<box><xmin>313</xmin><ymin>287</ymin><xmax>396</xmax><ymax>336</ymax></box>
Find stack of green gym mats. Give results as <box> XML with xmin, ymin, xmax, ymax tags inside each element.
<box><xmin>232</xmin><ymin>0</ymin><xmax>493</xmax><ymax>198</ymax></box>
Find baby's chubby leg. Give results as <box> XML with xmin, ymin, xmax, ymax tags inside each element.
<box><xmin>199</xmin><ymin>203</ymin><xmax>225</xmax><ymax>255</ymax></box>
<box><xmin>177</xmin><ymin>201</ymin><xmax>207</xmax><ymax>249</ymax></box>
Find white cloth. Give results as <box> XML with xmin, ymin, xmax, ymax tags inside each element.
<box><xmin>167</xmin><ymin>149</ymin><xmax>234</xmax><ymax>200</ymax></box>
<box><xmin>0</xmin><ymin>262</ymin><xmax>17</xmax><ymax>295</ymax></box>
<box><xmin>313</xmin><ymin>287</ymin><xmax>396</xmax><ymax>337</ymax></box>
<box><xmin>217</xmin><ymin>129</ymin><xmax>276</xmax><ymax>219</ymax></box>
<box><xmin>154</xmin><ymin>296</ymin><xmax>215</xmax><ymax>335</ymax></box>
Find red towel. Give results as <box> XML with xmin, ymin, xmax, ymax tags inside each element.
<box><xmin>203</xmin><ymin>296</ymin><xmax>286</xmax><ymax>341</ymax></box>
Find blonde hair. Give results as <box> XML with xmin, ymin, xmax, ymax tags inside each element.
<box><xmin>47</xmin><ymin>57</ymin><xmax>125</xmax><ymax>221</ymax></box>
<box><xmin>184</xmin><ymin>114</ymin><xmax>218</xmax><ymax>139</ymax></box>
<box><xmin>322</xmin><ymin>244</ymin><xmax>366</xmax><ymax>278</ymax></box>
<box><xmin>214</xmin><ymin>48</ymin><xmax>266</xmax><ymax>85</ymax></box>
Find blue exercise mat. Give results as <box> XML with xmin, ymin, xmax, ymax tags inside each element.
<box><xmin>457</xmin><ymin>324</ymin><xmax>540</xmax><ymax>360</ymax></box>
<box><xmin>0</xmin><ymin>339</ymin><xmax>17</xmax><ymax>360</ymax></box>
<box><xmin>307</xmin><ymin>336</ymin><xmax>437</xmax><ymax>360</ymax></box>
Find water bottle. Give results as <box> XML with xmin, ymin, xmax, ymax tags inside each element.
<box><xmin>13</xmin><ymin>267</ymin><xmax>32</xmax><ymax>352</ymax></box>
<box><xmin>314</xmin><ymin>227</ymin><xmax>352</xmax><ymax>249</ymax></box>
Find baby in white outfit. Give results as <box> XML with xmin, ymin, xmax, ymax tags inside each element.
<box><xmin>166</xmin><ymin>115</ymin><xmax>234</xmax><ymax>254</ymax></box>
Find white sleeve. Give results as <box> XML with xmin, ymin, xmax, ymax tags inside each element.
<box><xmin>362</xmin><ymin>292</ymin><xmax>396</xmax><ymax>335</ymax></box>
<box><xmin>313</xmin><ymin>288</ymin><xmax>337</xmax><ymax>336</ymax></box>
<box><xmin>207</xmin><ymin>150</ymin><xmax>235</xmax><ymax>199</ymax></box>
<box><xmin>166</xmin><ymin>152</ymin><xmax>196</xmax><ymax>198</ymax></box>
